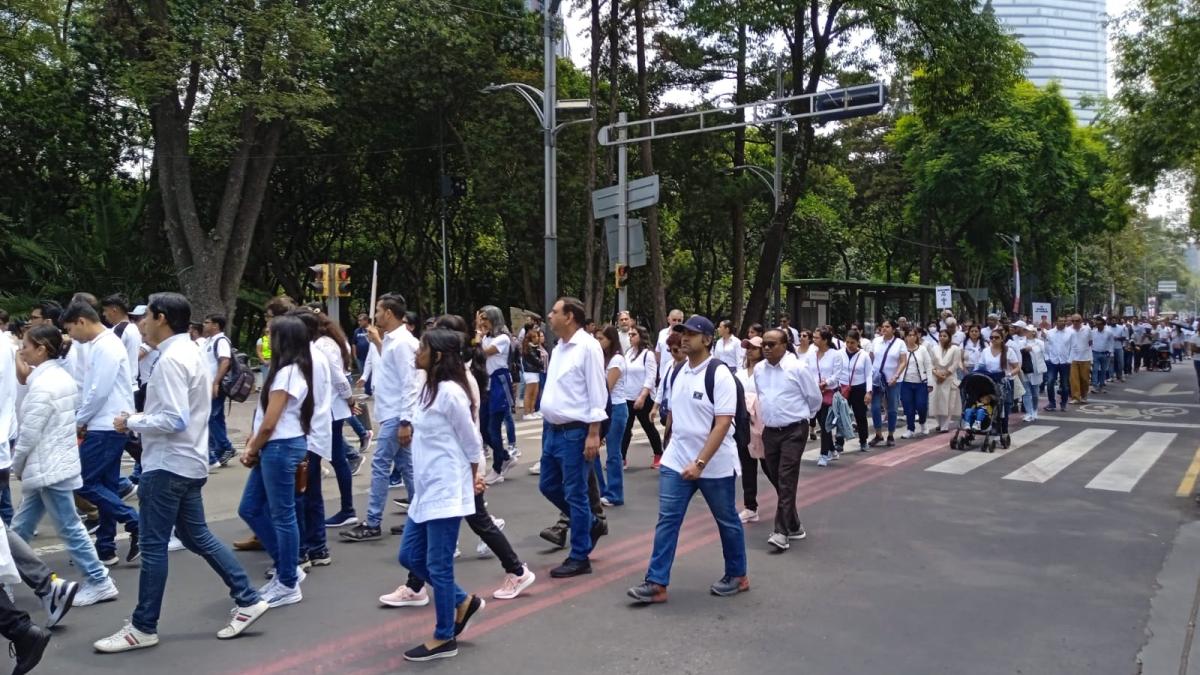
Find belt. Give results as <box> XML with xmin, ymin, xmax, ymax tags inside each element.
<box><xmin>547</xmin><ymin>421</ymin><xmax>588</xmax><ymax>432</ymax></box>
<box><xmin>764</xmin><ymin>421</ymin><xmax>805</xmax><ymax>433</ymax></box>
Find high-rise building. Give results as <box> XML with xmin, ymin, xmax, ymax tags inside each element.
<box><xmin>988</xmin><ymin>0</ymin><xmax>1107</xmax><ymax>124</ymax></box>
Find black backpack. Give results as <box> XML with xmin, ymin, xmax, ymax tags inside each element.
<box><xmin>669</xmin><ymin>359</ymin><xmax>751</xmax><ymax>448</ymax></box>
<box><xmin>212</xmin><ymin>336</ymin><xmax>255</xmax><ymax>402</ymax></box>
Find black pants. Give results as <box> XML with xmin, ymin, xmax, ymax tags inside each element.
<box><xmin>817</xmin><ymin>403</ymin><xmax>835</xmax><ymax>457</ymax></box>
<box><xmin>408</xmin><ymin>492</ymin><xmax>525</xmax><ymax>591</ymax></box>
<box><xmin>736</xmin><ymin>440</ymin><xmax>766</xmax><ymax>511</ymax></box>
<box><xmin>621</xmin><ymin>400</ymin><xmax>662</xmax><ymax>459</ymax></box>
<box><xmin>848</xmin><ymin>384</ymin><xmax>869</xmax><ymax>447</ymax></box>
<box><xmin>761</xmin><ymin>422</ymin><xmax>808</xmax><ymax>535</ymax></box>
<box><xmin>0</xmin><ymin>586</ymin><xmax>31</xmax><ymax>640</ymax></box>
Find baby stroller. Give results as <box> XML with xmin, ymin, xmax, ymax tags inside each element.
<box><xmin>950</xmin><ymin>372</ymin><xmax>1011</xmax><ymax>453</ymax></box>
<box><xmin>1150</xmin><ymin>341</ymin><xmax>1173</xmax><ymax>372</ymax></box>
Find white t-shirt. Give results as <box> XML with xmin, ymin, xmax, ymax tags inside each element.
<box><xmin>605</xmin><ymin>354</ymin><xmax>627</xmax><ymax>405</ymax></box>
<box><xmin>978</xmin><ymin>345</ymin><xmax>1019</xmax><ymax>375</ymax></box>
<box><xmin>253</xmin><ymin>364</ymin><xmax>310</xmax><ymax>442</ymax></box>
<box><xmin>655</xmin><ymin>327</ymin><xmax>673</xmax><ymax>376</ymax></box>
<box><xmin>206</xmin><ymin>332</ymin><xmax>233</xmax><ymax>382</ymax></box>
<box><xmin>662</xmin><ymin>357</ymin><xmax>738</xmax><ymax>478</ymax></box>
<box><xmin>483</xmin><ymin>334</ymin><xmax>510</xmax><ymax>375</ymax></box>
<box><xmin>870</xmin><ymin>336</ymin><xmax>903</xmax><ymax>382</ymax></box>
<box><xmin>1068</xmin><ymin>325</ymin><xmax>1092</xmax><ymax>362</ymax></box>
<box><xmin>114</xmin><ymin>320</ymin><xmax>142</xmax><ymax>388</ymax></box>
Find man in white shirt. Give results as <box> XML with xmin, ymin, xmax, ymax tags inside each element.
<box><xmin>341</xmin><ymin>293</ymin><xmax>418</xmax><ymax>542</ymax></box>
<box><xmin>1108</xmin><ymin>316</ymin><xmax>1127</xmax><ymax>383</ymax></box>
<box><xmin>627</xmin><ymin>315</ymin><xmax>749</xmax><ymax>604</ymax></box>
<box><xmin>754</xmin><ymin>327</ymin><xmax>823</xmax><ymax>550</ymax></box>
<box><xmin>617</xmin><ymin>310</ymin><xmax>633</xmax><ymax>353</ymax></box>
<box><xmin>655</xmin><ymin>309</ymin><xmax>685</xmax><ymax>379</ymax></box>
<box><xmin>1067</xmin><ymin>314</ymin><xmax>1093</xmax><ymax>404</ymax></box>
<box><xmin>98</xmin><ymin>292</ymin><xmax>270</xmax><ymax>653</ymax></box>
<box><xmin>101</xmin><ymin>294</ymin><xmax>142</xmax><ymax>390</ymax></box>
<box><xmin>778</xmin><ymin>314</ymin><xmax>801</xmax><ymax>347</ymax></box>
<box><xmin>538</xmin><ymin>297</ymin><xmax>608</xmax><ymax>579</ymax></box>
<box><xmin>1090</xmin><ymin>317</ymin><xmax>1114</xmax><ymax>394</ymax></box>
<box><xmin>61</xmin><ymin>301</ymin><xmax>140</xmax><ymax>567</ymax></box>
<box><xmin>1042</xmin><ymin>316</ymin><xmax>1073</xmax><ymax>411</ymax></box>
<box><xmin>981</xmin><ymin>314</ymin><xmax>999</xmax><ymax>341</ymax></box>
<box><xmin>201</xmin><ymin>315</ymin><xmax>236</xmax><ymax>468</ymax></box>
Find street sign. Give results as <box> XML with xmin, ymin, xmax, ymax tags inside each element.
<box><xmin>968</xmin><ymin>287</ymin><xmax>989</xmax><ymax>303</ymax></box>
<box><xmin>935</xmin><ymin>286</ymin><xmax>952</xmax><ymax>309</ymax></box>
<box><xmin>1124</xmin><ymin>305</ymin><xmax>1135</xmax><ymax>317</ymax></box>
<box><xmin>605</xmin><ymin>217</ymin><xmax>646</xmax><ymax>269</ymax></box>
<box><xmin>592</xmin><ymin>175</ymin><xmax>660</xmax><ymax>219</ymax></box>
<box><xmin>1031</xmin><ymin>302</ymin><xmax>1052</xmax><ymax>325</ymax></box>
<box><xmin>1158</xmin><ymin>280</ymin><xmax>1178</xmax><ymax>293</ymax></box>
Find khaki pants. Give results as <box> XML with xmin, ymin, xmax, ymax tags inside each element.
<box><xmin>1070</xmin><ymin>361</ymin><xmax>1092</xmax><ymax>402</ymax></box>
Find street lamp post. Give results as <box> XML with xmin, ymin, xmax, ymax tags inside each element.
<box><xmin>997</xmin><ymin>233</ymin><xmax>1020</xmax><ymax>316</ymax></box>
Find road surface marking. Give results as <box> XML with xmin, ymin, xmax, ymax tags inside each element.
<box><xmin>1085</xmin><ymin>432</ymin><xmax>1175</xmax><ymax>493</ymax></box>
<box><xmin>925</xmin><ymin>426</ymin><xmax>1057</xmax><ymax>475</ymax></box>
<box><xmin>1003</xmin><ymin>428</ymin><xmax>1114</xmax><ymax>484</ymax></box>
<box><xmin>1040</xmin><ymin>415</ymin><xmax>1200</xmax><ymax>430</ymax></box>
<box><xmin>1176</xmin><ymin>446</ymin><xmax>1200</xmax><ymax>497</ymax></box>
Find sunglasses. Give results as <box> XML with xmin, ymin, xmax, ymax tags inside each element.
<box><xmin>762</xmin><ymin>341</ymin><xmax>780</xmax><ymax>348</ymax></box>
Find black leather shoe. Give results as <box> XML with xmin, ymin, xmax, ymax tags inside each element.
<box><xmin>11</xmin><ymin>624</ymin><xmax>51</xmax><ymax>675</ymax></box>
<box><xmin>389</xmin><ymin>523</ymin><xmax>405</xmax><ymax>536</ymax></box>
<box><xmin>549</xmin><ymin>557</ymin><xmax>592</xmax><ymax>578</ymax></box>
<box><xmin>590</xmin><ymin>517</ymin><xmax>608</xmax><ymax>544</ymax></box>
<box><xmin>539</xmin><ymin>523</ymin><xmax>567</xmax><ymax>548</ymax></box>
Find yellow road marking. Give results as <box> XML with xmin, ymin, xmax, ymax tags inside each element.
<box><xmin>1175</xmin><ymin>446</ymin><xmax>1200</xmax><ymax>497</ymax></box>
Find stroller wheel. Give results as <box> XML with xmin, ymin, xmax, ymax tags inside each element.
<box><xmin>949</xmin><ymin>438</ymin><xmax>958</xmax><ymax>450</ymax></box>
<box><xmin>1164</xmin><ymin>363</ymin><xmax>1173</xmax><ymax>372</ymax></box>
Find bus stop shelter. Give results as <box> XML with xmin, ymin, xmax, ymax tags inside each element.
<box><xmin>785</xmin><ymin>279</ymin><xmax>966</xmax><ymax>338</ymax></box>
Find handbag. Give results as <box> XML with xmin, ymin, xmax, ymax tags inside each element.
<box><xmin>816</xmin><ymin>356</ymin><xmax>834</xmax><ymax>407</ymax></box>
<box><xmin>841</xmin><ymin>352</ymin><xmax>860</xmax><ymax>398</ymax></box>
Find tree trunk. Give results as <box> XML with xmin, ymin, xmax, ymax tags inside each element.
<box><xmin>730</xmin><ymin>11</ymin><xmax>748</xmax><ymax>327</ymax></box>
<box><xmin>634</xmin><ymin>0</ymin><xmax>667</xmax><ymax>329</ymax></box>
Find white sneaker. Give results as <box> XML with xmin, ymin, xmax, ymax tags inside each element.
<box><xmin>831</xmin><ymin>450</ymin><xmax>841</xmax><ymax>461</ymax></box>
<box><xmin>217</xmin><ymin>600</ymin><xmax>269</xmax><ymax>639</ymax></box>
<box><xmin>767</xmin><ymin>532</ymin><xmax>790</xmax><ymax>551</ymax></box>
<box><xmin>526</xmin><ymin>412</ymin><xmax>542</xmax><ymax>420</ymax></box>
<box><xmin>600</xmin><ymin>497</ymin><xmax>614</xmax><ymax>507</ymax></box>
<box><xmin>900</xmin><ymin>430</ymin><xmax>914</xmax><ymax>439</ymax></box>
<box><xmin>263</xmin><ymin>581</ymin><xmax>302</xmax><ymax>608</ymax></box>
<box><xmin>454</xmin><ymin>546</ymin><xmax>461</xmax><ymax>559</ymax></box>
<box><xmin>476</xmin><ymin>518</ymin><xmax>505</xmax><ymax>558</ymax></box>
<box><xmin>500</xmin><ymin>457</ymin><xmax>518</xmax><ymax>475</ymax></box>
<box><xmin>168</xmin><ymin>535</ymin><xmax>185</xmax><ymax>552</ymax></box>
<box><xmin>738</xmin><ymin>508</ymin><xmax>759</xmax><ymax>523</ymax></box>
<box><xmin>483</xmin><ymin>469</ymin><xmax>505</xmax><ymax>485</ymax></box>
<box><xmin>816</xmin><ymin>456</ymin><xmax>829</xmax><ymax>467</ymax></box>
<box><xmin>42</xmin><ymin>577</ymin><xmax>79</xmax><ymax>628</ymax></box>
<box><xmin>507</xmin><ymin>444</ymin><xmax>522</xmax><ymax>460</ymax></box>
<box><xmin>528</xmin><ymin>463</ymin><xmax>541</xmax><ymax>475</ymax></box>
<box><xmin>379</xmin><ymin>585</ymin><xmax>430</xmax><ymax>607</ymax></box>
<box><xmin>75</xmin><ymin>578</ymin><xmax>119</xmax><ymax>607</ymax></box>
<box><xmin>94</xmin><ymin>621</ymin><xmax>159</xmax><ymax>653</ymax></box>
<box><xmin>493</xmin><ymin>565</ymin><xmax>536</xmax><ymax>600</ymax></box>
<box><xmin>1022</xmin><ymin>414</ymin><xmax>1033</xmax><ymax>423</ymax></box>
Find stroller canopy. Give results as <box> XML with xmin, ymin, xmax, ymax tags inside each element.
<box><xmin>961</xmin><ymin>372</ymin><xmax>1002</xmax><ymax>404</ymax></box>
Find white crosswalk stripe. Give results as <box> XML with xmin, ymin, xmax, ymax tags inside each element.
<box><xmin>925</xmin><ymin>426</ymin><xmax>1058</xmax><ymax>475</ymax></box>
<box><xmin>1084</xmin><ymin>432</ymin><xmax>1176</xmax><ymax>493</ymax></box>
<box><xmin>1002</xmin><ymin>428</ymin><xmax>1115</xmax><ymax>484</ymax></box>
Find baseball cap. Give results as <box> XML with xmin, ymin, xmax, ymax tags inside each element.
<box><xmin>1011</xmin><ymin>320</ymin><xmax>1029</xmax><ymax>331</ymax></box>
<box><xmin>672</xmin><ymin>315</ymin><xmax>715</xmax><ymax>337</ymax></box>
<box><xmin>131</xmin><ymin>305</ymin><xmax>148</xmax><ymax>317</ymax></box>
<box><xmin>742</xmin><ymin>336</ymin><xmax>763</xmax><ymax>349</ymax></box>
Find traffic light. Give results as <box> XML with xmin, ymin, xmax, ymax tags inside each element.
<box><xmin>333</xmin><ymin>263</ymin><xmax>351</xmax><ymax>297</ymax></box>
<box><xmin>308</xmin><ymin>263</ymin><xmax>330</xmax><ymax>297</ymax></box>
<box><xmin>615</xmin><ymin>263</ymin><xmax>629</xmax><ymax>289</ymax></box>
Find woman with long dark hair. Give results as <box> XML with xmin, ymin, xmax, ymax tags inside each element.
<box><xmin>395</xmin><ymin>328</ymin><xmax>485</xmax><ymax>662</ymax></box>
<box><xmin>593</xmin><ymin>325</ymin><xmax>629</xmax><ymax>506</ymax></box>
<box><xmin>812</xmin><ymin>328</ymin><xmax>847</xmax><ymax>466</ymax></box>
<box><xmin>476</xmin><ymin>306</ymin><xmax>516</xmax><ymax>484</ymax></box>
<box><xmin>238</xmin><ymin>315</ymin><xmax>314</xmax><ymax>608</ymax></box>
<box><xmin>619</xmin><ymin>325</ymin><xmax>663</xmax><ymax>469</ymax></box>
<box><xmin>843</xmin><ymin>330</ymin><xmax>873</xmax><ymax>452</ymax></box>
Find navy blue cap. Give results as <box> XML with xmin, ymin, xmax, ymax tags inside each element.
<box><xmin>672</xmin><ymin>314</ymin><xmax>715</xmax><ymax>337</ymax></box>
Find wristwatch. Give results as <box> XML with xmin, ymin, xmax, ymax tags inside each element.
<box><xmin>695</xmin><ymin>458</ymin><xmax>707</xmax><ymax>470</ymax></box>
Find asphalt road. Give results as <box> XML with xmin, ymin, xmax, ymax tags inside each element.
<box><xmin>12</xmin><ymin>359</ymin><xmax>1200</xmax><ymax>675</ymax></box>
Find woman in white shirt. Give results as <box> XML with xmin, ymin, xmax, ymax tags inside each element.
<box><xmin>898</xmin><ymin>328</ymin><xmax>933</xmax><ymax>438</ymax></box>
<box><xmin>476</xmin><ymin>306</ymin><xmax>516</xmax><ymax>484</ymax></box>
<box><xmin>961</xmin><ymin>324</ymin><xmax>985</xmax><ymax>373</ymax></box>
<box><xmin>713</xmin><ymin>320</ymin><xmax>742</xmax><ymax>370</ymax></box>
<box><xmin>812</xmin><ymin>328</ymin><xmax>847</xmax><ymax>466</ymax></box>
<box><xmin>869</xmin><ymin>319</ymin><xmax>908</xmax><ymax>447</ymax></box>
<box><xmin>310</xmin><ymin>313</ymin><xmax>357</xmax><ymax>555</ymax></box>
<box><xmin>238</xmin><ymin>315</ymin><xmax>315</xmax><ymax>607</ymax></box>
<box><xmin>594</xmin><ymin>326</ymin><xmax>629</xmax><ymax>506</ymax></box>
<box><xmin>927</xmin><ymin>329</ymin><xmax>964</xmax><ymax>432</ymax></box>
<box><xmin>735</xmin><ymin>337</ymin><xmax>767</xmax><ymax>523</ymax></box>
<box><xmin>621</xmin><ymin>326</ymin><xmax>663</xmax><ymax>468</ymax></box>
<box><xmin>843</xmin><ymin>330</ymin><xmax>873</xmax><ymax>451</ymax></box>
<box><xmin>395</xmin><ymin>328</ymin><xmax>485</xmax><ymax>662</ymax></box>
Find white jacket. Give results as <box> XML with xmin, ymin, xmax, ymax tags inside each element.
<box><xmin>12</xmin><ymin>360</ymin><xmax>83</xmax><ymax>491</ymax></box>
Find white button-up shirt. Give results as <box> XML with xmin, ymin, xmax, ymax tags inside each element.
<box><xmin>0</xmin><ymin>341</ymin><xmax>18</xmax><ymax>469</ymax></box>
<box><xmin>76</xmin><ymin>329</ymin><xmax>135</xmax><ymax>431</ymax></box>
<box><xmin>1092</xmin><ymin>326</ymin><xmax>1115</xmax><ymax>354</ymax></box>
<box><xmin>315</xmin><ymin>336</ymin><xmax>352</xmax><ymax>421</ymax></box>
<box><xmin>662</xmin><ymin>356</ymin><xmax>738</xmax><ymax>478</ymax></box>
<box><xmin>812</xmin><ymin>347</ymin><xmax>847</xmax><ymax>393</ymax></box>
<box><xmin>619</xmin><ymin>348</ymin><xmax>657</xmax><ymax>402</ymax></box>
<box><xmin>373</xmin><ymin>325</ymin><xmax>419</xmax><ymax>423</ymax></box>
<box><xmin>712</xmin><ymin>336</ymin><xmax>743</xmax><ymax>370</ymax></box>
<box><xmin>307</xmin><ymin>343</ymin><xmax>333</xmax><ymax>461</ymax></box>
<box><xmin>127</xmin><ymin>333</ymin><xmax>211</xmax><ymax>479</ymax></box>
<box><xmin>1043</xmin><ymin>327</ymin><xmax>1072</xmax><ymax>364</ymax></box>
<box><xmin>540</xmin><ymin>328</ymin><xmax>608</xmax><ymax>425</ymax></box>
<box><xmin>753</xmin><ymin>356</ymin><xmax>822</xmax><ymax>428</ymax></box>
<box><xmin>114</xmin><ymin>320</ymin><xmax>142</xmax><ymax>388</ymax></box>
<box><xmin>408</xmin><ymin>381</ymin><xmax>483</xmax><ymax>523</ymax></box>
<box><xmin>844</xmin><ymin>348</ymin><xmax>873</xmax><ymax>392</ymax></box>
<box><xmin>1068</xmin><ymin>325</ymin><xmax>1092</xmax><ymax>362</ymax></box>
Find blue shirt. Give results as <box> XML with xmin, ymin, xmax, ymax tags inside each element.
<box><xmin>354</xmin><ymin>327</ymin><xmax>370</xmax><ymax>364</ymax></box>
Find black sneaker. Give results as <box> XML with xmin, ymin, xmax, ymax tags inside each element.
<box><xmin>308</xmin><ymin>549</ymin><xmax>332</xmax><ymax>567</ymax></box>
<box><xmin>392</xmin><ymin>498</ymin><xmax>410</xmax><ymax>513</ymax></box>
<box><xmin>98</xmin><ymin>552</ymin><xmax>119</xmax><ymax>566</ymax></box>
<box><xmin>403</xmin><ymin>639</ymin><xmax>458</xmax><ymax>662</ymax></box>
<box><xmin>218</xmin><ymin>447</ymin><xmax>237</xmax><ymax>466</ymax></box>
<box><xmin>868</xmin><ymin>435</ymin><xmax>884</xmax><ymax>447</ymax></box>
<box><xmin>886</xmin><ymin>435</ymin><xmax>896</xmax><ymax>447</ymax></box>
<box><xmin>339</xmin><ymin>524</ymin><xmax>382</xmax><ymax>542</ymax></box>
<box><xmin>9</xmin><ymin>624</ymin><xmax>51</xmax><ymax>675</ymax></box>
<box><xmin>324</xmin><ymin>511</ymin><xmax>357</xmax><ymax>528</ymax></box>
<box><xmin>549</xmin><ymin>557</ymin><xmax>592</xmax><ymax>578</ymax></box>
<box><xmin>390</xmin><ymin>523</ymin><xmax>406</xmax><ymax>536</ymax></box>
<box><xmin>348</xmin><ymin>455</ymin><xmax>365</xmax><ymax>476</ymax></box>
<box><xmin>126</xmin><ymin>530</ymin><xmax>141</xmax><ymax>564</ymax></box>
<box><xmin>453</xmin><ymin>595</ymin><xmax>484</xmax><ymax>637</ymax></box>
<box><xmin>84</xmin><ymin>518</ymin><xmax>100</xmax><ymax>535</ymax></box>
<box><xmin>539</xmin><ymin>523</ymin><xmax>567</xmax><ymax>549</ymax></box>
<box><xmin>590</xmin><ymin>517</ymin><xmax>608</xmax><ymax>545</ymax></box>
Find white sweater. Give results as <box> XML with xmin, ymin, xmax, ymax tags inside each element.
<box><xmin>12</xmin><ymin>360</ymin><xmax>83</xmax><ymax>491</ymax></box>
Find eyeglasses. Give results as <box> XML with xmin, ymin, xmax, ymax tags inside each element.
<box><xmin>990</xmin><ymin>335</ymin><xmax>1002</xmax><ymax>340</ymax></box>
<box><xmin>761</xmin><ymin>341</ymin><xmax>779</xmax><ymax>348</ymax></box>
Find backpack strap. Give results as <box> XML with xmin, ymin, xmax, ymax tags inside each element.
<box><xmin>113</xmin><ymin>321</ymin><xmax>128</xmax><ymax>338</ymax></box>
<box><xmin>704</xmin><ymin>358</ymin><xmax>721</xmax><ymax>404</ymax></box>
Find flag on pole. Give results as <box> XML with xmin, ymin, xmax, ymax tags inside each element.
<box><xmin>1012</xmin><ymin>253</ymin><xmax>1020</xmax><ymax>315</ymax></box>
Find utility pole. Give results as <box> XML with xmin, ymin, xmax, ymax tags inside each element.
<box><xmin>438</xmin><ymin>117</ymin><xmax>449</xmax><ymax>315</ymax></box>
<box><xmin>617</xmin><ymin>112</ymin><xmax>629</xmax><ymax>312</ymax></box>
<box><xmin>542</xmin><ymin>1</ymin><xmax>559</xmax><ymax>324</ymax></box>
<box><xmin>772</xmin><ymin>57</ymin><xmax>784</xmax><ymax>324</ymax></box>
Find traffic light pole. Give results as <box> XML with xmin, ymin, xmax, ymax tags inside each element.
<box><xmin>617</xmin><ymin>112</ymin><xmax>628</xmax><ymax>312</ymax></box>
<box><xmin>543</xmin><ymin>4</ymin><xmax>558</xmax><ymax>329</ymax></box>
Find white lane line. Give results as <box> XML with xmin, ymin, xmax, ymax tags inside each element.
<box><xmin>925</xmin><ymin>426</ymin><xmax>1058</xmax><ymax>475</ymax></box>
<box><xmin>1040</xmin><ymin>415</ymin><xmax>1200</xmax><ymax>430</ymax></box>
<box><xmin>1085</xmin><ymin>432</ymin><xmax>1176</xmax><ymax>493</ymax></box>
<box><xmin>1003</xmin><ymin>428</ymin><xmax>1115</xmax><ymax>484</ymax></box>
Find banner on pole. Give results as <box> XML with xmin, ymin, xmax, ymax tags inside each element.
<box><xmin>1031</xmin><ymin>302</ymin><xmax>1051</xmax><ymax>326</ymax></box>
<box><xmin>935</xmin><ymin>286</ymin><xmax>953</xmax><ymax>310</ymax></box>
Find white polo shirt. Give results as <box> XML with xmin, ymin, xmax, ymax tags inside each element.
<box><xmin>1068</xmin><ymin>325</ymin><xmax>1092</xmax><ymax>362</ymax></box>
<box><xmin>662</xmin><ymin>356</ymin><xmax>738</xmax><ymax>478</ymax></box>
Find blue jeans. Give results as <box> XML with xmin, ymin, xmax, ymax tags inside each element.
<box><xmin>480</xmin><ymin>394</ymin><xmax>510</xmax><ymax>474</ymax></box>
<box><xmin>1045</xmin><ymin>362</ymin><xmax>1070</xmax><ymax>408</ymax></box>
<box><xmin>963</xmin><ymin>407</ymin><xmax>991</xmax><ymax>428</ymax></box>
<box><xmin>12</xmin><ymin>485</ymin><xmax>108</xmax><ymax>585</ymax></box>
<box><xmin>368</xmin><ymin>417</ymin><xmax>410</xmax><ymax>527</ymax></box>
<box><xmin>328</xmin><ymin>419</ymin><xmax>356</xmax><ymax>515</ymax></box>
<box><xmin>538</xmin><ymin>424</ymin><xmax>594</xmax><ymax>561</ymax></box>
<box><xmin>78</xmin><ymin>430</ymin><xmax>139</xmax><ymax>557</ymax></box>
<box><xmin>536</xmin><ymin>373</ymin><xmax>546</xmax><ymax>411</ymax></box>
<box><xmin>0</xmin><ymin>477</ymin><xmax>10</xmax><ymax>526</ymax></box>
<box><xmin>1112</xmin><ymin>347</ymin><xmax>1125</xmax><ymax>378</ymax></box>
<box><xmin>135</xmin><ymin>470</ymin><xmax>258</xmax><ymax>634</ymax></box>
<box><xmin>645</xmin><ymin>467</ymin><xmax>747</xmax><ymax>587</ymax></box>
<box><xmin>871</xmin><ymin>382</ymin><xmax>901</xmax><ymax>435</ymax></box>
<box><xmin>398</xmin><ymin>516</ymin><xmax>466</xmax><ymax>641</ymax></box>
<box><xmin>899</xmin><ymin>382</ymin><xmax>928</xmax><ymax>432</ymax></box>
<box><xmin>208</xmin><ymin>395</ymin><xmax>233</xmax><ymax>464</ymax></box>
<box><xmin>346</xmin><ymin>415</ymin><xmax>367</xmax><ymax>443</ymax></box>
<box><xmin>1092</xmin><ymin>351</ymin><xmax>1110</xmax><ymax>388</ymax></box>
<box><xmin>297</xmin><ymin>451</ymin><xmax>327</xmax><ymax>557</ymax></box>
<box><xmin>1020</xmin><ymin>373</ymin><xmax>1037</xmax><ymax>413</ymax></box>
<box><xmin>238</xmin><ymin>437</ymin><xmax>307</xmax><ymax>588</ymax></box>
<box><xmin>594</xmin><ymin>402</ymin><xmax>629</xmax><ymax>504</ymax></box>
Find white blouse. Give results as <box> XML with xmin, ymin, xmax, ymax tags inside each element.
<box><xmin>408</xmin><ymin>381</ymin><xmax>483</xmax><ymax>523</ymax></box>
<box><xmin>605</xmin><ymin>354</ymin><xmax>627</xmax><ymax>405</ymax></box>
<box><xmin>712</xmin><ymin>336</ymin><xmax>743</xmax><ymax>370</ymax></box>
<box><xmin>844</xmin><ymin>349</ymin><xmax>873</xmax><ymax>392</ymax></box>
<box><xmin>620</xmin><ymin>348</ymin><xmax>656</xmax><ymax>401</ymax></box>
